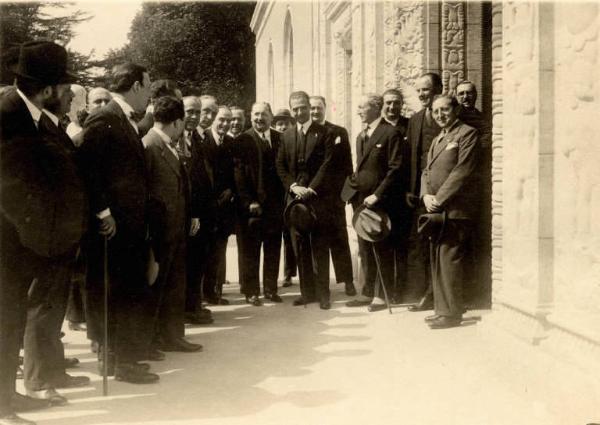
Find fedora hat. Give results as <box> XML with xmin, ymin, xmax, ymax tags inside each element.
<box><xmin>352</xmin><ymin>204</ymin><xmax>391</xmax><ymax>243</ymax></box>
<box><xmin>273</xmin><ymin>108</ymin><xmax>295</xmax><ymax>124</ymax></box>
<box><xmin>284</xmin><ymin>198</ymin><xmax>316</xmax><ymax>234</ymax></box>
<box><xmin>14</xmin><ymin>41</ymin><xmax>76</xmax><ymax>85</ymax></box>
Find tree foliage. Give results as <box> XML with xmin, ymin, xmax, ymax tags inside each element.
<box><xmin>121</xmin><ymin>2</ymin><xmax>256</xmax><ymax>111</ymax></box>
<box><xmin>0</xmin><ymin>2</ymin><xmax>95</xmax><ymax>85</ymax></box>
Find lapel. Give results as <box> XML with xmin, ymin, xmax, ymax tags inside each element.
<box><xmin>304</xmin><ymin>122</ymin><xmax>318</xmax><ymax>161</ymax></box>
<box><xmin>150</xmin><ymin>129</ymin><xmax>181</xmax><ymax>178</ymax></box>
<box><xmin>202</xmin><ymin>131</ymin><xmax>216</xmax><ymax>187</ymax></box>
<box><xmin>107</xmin><ymin>100</ymin><xmax>145</xmax><ymax>162</ymax></box>
<box><xmin>357</xmin><ymin>122</ymin><xmax>385</xmax><ymax>170</ymax></box>
<box><xmin>414</xmin><ymin>109</ymin><xmax>426</xmax><ymax>149</ymax></box>
<box><xmin>427</xmin><ymin>123</ymin><xmax>458</xmax><ymax>167</ymax></box>
<box><xmin>288</xmin><ymin>127</ymin><xmax>297</xmax><ymax>169</ymax></box>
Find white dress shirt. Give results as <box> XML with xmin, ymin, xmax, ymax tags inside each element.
<box><xmin>111</xmin><ymin>93</ymin><xmax>139</xmax><ymax>134</ymax></box>
<box><xmin>254</xmin><ymin>128</ymin><xmax>272</xmax><ymax>147</ymax></box>
<box><xmin>296</xmin><ymin>119</ymin><xmax>312</xmax><ymax>135</ymax></box>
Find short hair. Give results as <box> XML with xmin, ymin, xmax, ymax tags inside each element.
<box><xmin>381</xmin><ymin>88</ymin><xmax>403</xmax><ymax>100</ymax></box>
<box><xmin>150</xmin><ymin>79</ymin><xmax>179</xmax><ymax>100</ymax></box>
<box><xmin>251</xmin><ymin>101</ymin><xmax>273</xmax><ymax>115</ymax></box>
<box><xmin>421</xmin><ymin>72</ymin><xmax>443</xmax><ymax>91</ymax></box>
<box><xmin>216</xmin><ymin>105</ymin><xmax>231</xmax><ymax>115</ymax></box>
<box><xmin>153</xmin><ymin>96</ymin><xmax>184</xmax><ymax>124</ymax></box>
<box><xmin>289</xmin><ymin>91</ymin><xmax>310</xmax><ymax>105</ymax></box>
<box><xmin>309</xmin><ymin>95</ymin><xmax>326</xmax><ymax>107</ymax></box>
<box><xmin>362</xmin><ymin>93</ymin><xmax>383</xmax><ymax>112</ymax></box>
<box><xmin>109</xmin><ymin>63</ymin><xmax>147</xmax><ymax>93</ymax></box>
<box><xmin>199</xmin><ymin>94</ymin><xmax>217</xmax><ymax>104</ymax></box>
<box><xmin>432</xmin><ymin>94</ymin><xmax>459</xmax><ymax>109</ymax></box>
<box><xmin>456</xmin><ymin>80</ymin><xmax>477</xmax><ymax>94</ymax></box>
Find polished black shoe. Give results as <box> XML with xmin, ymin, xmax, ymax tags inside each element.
<box><xmin>264</xmin><ymin>293</ymin><xmax>283</xmax><ymax>303</ymax></box>
<box><xmin>424</xmin><ymin>314</ymin><xmax>440</xmax><ymax>323</ymax></box>
<box><xmin>64</xmin><ymin>357</ymin><xmax>79</xmax><ymax>368</ymax></box>
<box><xmin>281</xmin><ymin>277</ymin><xmax>293</xmax><ymax>287</ymax></box>
<box><xmin>319</xmin><ymin>300</ymin><xmax>331</xmax><ymax>310</ymax></box>
<box><xmin>68</xmin><ymin>321</ymin><xmax>86</xmax><ymax>331</ymax></box>
<box><xmin>408</xmin><ymin>295</ymin><xmax>434</xmax><ymax>312</ymax></box>
<box><xmin>115</xmin><ymin>364</ymin><xmax>159</xmax><ymax>384</ymax></box>
<box><xmin>292</xmin><ymin>297</ymin><xmax>316</xmax><ymax>306</ymax></box>
<box><xmin>11</xmin><ymin>392</ymin><xmax>50</xmax><ymax>412</ymax></box>
<box><xmin>160</xmin><ymin>338</ymin><xmax>203</xmax><ymax>353</ymax></box>
<box><xmin>185</xmin><ymin>312</ymin><xmax>214</xmax><ymax>325</ymax></box>
<box><xmin>134</xmin><ymin>362</ymin><xmax>151</xmax><ymax>372</ymax></box>
<box><xmin>345</xmin><ymin>299</ymin><xmax>371</xmax><ymax>307</ymax></box>
<box><xmin>25</xmin><ymin>388</ymin><xmax>67</xmax><ymax>406</ymax></box>
<box><xmin>245</xmin><ymin>295</ymin><xmax>263</xmax><ymax>306</ymax></box>
<box><xmin>428</xmin><ymin>316</ymin><xmax>462</xmax><ymax>329</ymax></box>
<box><xmin>367</xmin><ymin>303</ymin><xmax>387</xmax><ymax>313</ymax></box>
<box><xmin>0</xmin><ymin>413</ymin><xmax>36</xmax><ymax>425</ymax></box>
<box><xmin>145</xmin><ymin>349</ymin><xmax>166</xmax><ymax>361</ymax></box>
<box><xmin>53</xmin><ymin>374</ymin><xmax>90</xmax><ymax>389</ymax></box>
<box><xmin>344</xmin><ymin>282</ymin><xmax>357</xmax><ymax>296</ymax></box>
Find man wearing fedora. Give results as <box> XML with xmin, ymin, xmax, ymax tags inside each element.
<box><xmin>272</xmin><ymin>107</ymin><xmax>297</xmax><ymax>288</ymax></box>
<box><xmin>309</xmin><ymin>95</ymin><xmax>357</xmax><ymax>297</ymax></box>
<box><xmin>79</xmin><ymin>62</ymin><xmax>160</xmax><ymax>384</ymax></box>
<box><xmin>420</xmin><ymin>94</ymin><xmax>480</xmax><ymax>329</ymax></box>
<box><xmin>276</xmin><ymin>91</ymin><xmax>334</xmax><ymax>309</ymax></box>
<box><xmin>342</xmin><ymin>93</ymin><xmax>409</xmax><ymax>312</ymax></box>
<box><xmin>0</xmin><ymin>40</ymin><xmax>88</xmax><ymax>425</ymax></box>
<box><xmin>234</xmin><ymin>102</ymin><xmax>285</xmax><ymax>305</ymax></box>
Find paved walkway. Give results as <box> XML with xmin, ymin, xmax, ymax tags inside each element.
<box><xmin>17</xmin><ymin>278</ymin><xmax>600</xmax><ymax>425</ymax></box>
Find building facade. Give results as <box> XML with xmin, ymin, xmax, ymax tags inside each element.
<box><xmin>251</xmin><ymin>0</ymin><xmax>600</xmax><ymax>367</ymax></box>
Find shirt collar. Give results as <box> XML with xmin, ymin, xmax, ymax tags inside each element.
<box><xmin>16</xmin><ymin>88</ymin><xmax>43</xmax><ymax>127</ymax></box>
<box><xmin>383</xmin><ymin>117</ymin><xmax>398</xmax><ymax>127</ymax></box>
<box><xmin>365</xmin><ymin>117</ymin><xmax>382</xmax><ymax>135</ymax></box>
<box><xmin>42</xmin><ymin>109</ymin><xmax>60</xmax><ymax>127</ymax></box>
<box><xmin>196</xmin><ymin>125</ymin><xmax>207</xmax><ymax>138</ymax></box>
<box><xmin>152</xmin><ymin>126</ymin><xmax>172</xmax><ymax>145</ymax></box>
<box><xmin>254</xmin><ymin>127</ymin><xmax>271</xmax><ymax>140</ymax></box>
<box><xmin>297</xmin><ymin>119</ymin><xmax>312</xmax><ymax>135</ymax></box>
<box><xmin>111</xmin><ymin>93</ymin><xmax>139</xmax><ymax>133</ymax></box>
<box><xmin>211</xmin><ymin>128</ymin><xmax>224</xmax><ymax>144</ymax></box>
<box><xmin>441</xmin><ymin>118</ymin><xmax>460</xmax><ymax>135</ymax></box>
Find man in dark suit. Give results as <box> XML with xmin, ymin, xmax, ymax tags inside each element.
<box><xmin>182</xmin><ymin>96</ymin><xmax>215</xmax><ymax>324</ymax></box>
<box><xmin>343</xmin><ymin>94</ymin><xmax>408</xmax><ymax>312</ymax></box>
<box><xmin>143</xmin><ymin>96</ymin><xmax>202</xmax><ymax>352</ymax></box>
<box><xmin>381</xmin><ymin>88</ymin><xmax>409</xmax><ymax>135</ymax></box>
<box><xmin>228</xmin><ymin>105</ymin><xmax>246</xmax><ymax>139</ymax></box>
<box><xmin>276</xmin><ymin>91</ymin><xmax>333</xmax><ymax>310</ymax></box>
<box><xmin>309</xmin><ymin>95</ymin><xmax>356</xmax><ymax>297</ymax></box>
<box><xmin>234</xmin><ymin>102</ymin><xmax>285</xmax><ymax>306</ymax></box>
<box><xmin>202</xmin><ymin>105</ymin><xmax>236</xmax><ymax>305</ymax></box>
<box><xmin>421</xmin><ymin>95</ymin><xmax>480</xmax><ymax>329</ymax></box>
<box><xmin>0</xmin><ymin>41</ymin><xmax>87</xmax><ymax>425</ymax></box>
<box><xmin>405</xmin><ymin>73</ymin><xmax>443</xmax><ymax>312</ymax></box>
<box><xmin>79</xmin><ymin>62</ymin><xmax>159</xmax><ymax>384</ymax></box>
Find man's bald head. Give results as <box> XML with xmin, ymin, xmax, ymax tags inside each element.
<box><xmin>87</xmin><ymin>87</ymin><xmax>111</xmax><ymax>112</ymax></box>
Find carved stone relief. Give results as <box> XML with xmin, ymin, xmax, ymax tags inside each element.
<box><xmin>441</xmin><ymin>1</ymin><xmax>465</xmax><ymax>94</ymax></box>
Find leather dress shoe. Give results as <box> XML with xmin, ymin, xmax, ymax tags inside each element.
<box><xmin>345</xmin><ymin>299</ymin><xmax>371</xmax><ymax>307</ymax></box>
<box><xmin>68</xmin><ymin>321</ymin><xmax>86</xmax><ymax>331</ymax></box>
<box><xmin>246</xmin><ymin>295</ymin><xmax>263</xmax><ymax>306</ymax></box>
<box><xmin>264</xmin><ymin>293</ymin><xmax>282</xmax><ymax>303</ymax></box>
<box><xmin>408</xmin><ymin>295</ymin><xmax>434</xmax><ymax>312</ymax></box>
<box><xmin>344</xmin><ymin>282</ymin><xmax>357</xmax><ymax>296</ymax></box>
<box><xmin>64</xmin><ymin>357</ymin><xmax>79</xmax><ymax>368</ymax></box>
<box><xmin>367</xmin><ymin>303</ymin><xmax>387</xmax><ymax>312</ymax></box>
<box><xmin>25</xmin><ymin>388</ymin><xmax>67</xmax><ymax>406</ymax></box>
<box><xmin>115</xmin><ymin>364</ymin><xmax>159</xmax><ymax>384</ymax></box>
<box><xmin>281</xmin><ymin>279</ymin><xmax>293</xmax><ymax>288</ymax></box>
<box><xmin>292</xmin><ymin>297</ymin><xmax>316</xmax><ymax>306</ymax></box>
<box><xmin>185</xmin><ymin>312</ymin><xmax>214</xmax><ymax>325</ymax></box>
<box><xmin>53</xmin><ymin>374</ymin><xmax>90</xmax><ymax>389</ymax></box>
<box><xmin>207</xmin><ymin>297</ymin><xmax>229</xmax><ymax>305</ymax></box>
<box><xmin>0</xmin><ymin>413</ymin><xmax>36</xmax><ymax>425</ymax></box>
<box><xmin>424</xmin><ymin>314</ymin><xmax>440</xmax><ymax>323</ymax></box>
<box><xmin>144</xmin><ymin>349</ymin><xmax>166</xmax><ymax>361</ymax></box>
<box><xmin>11</xmin><ymin>392</ymin><xmax>50</xmax><ymax>412</ymax></box>
<box><xmin>319</xmin><ymin>300</ymin><xmax>331</xmax><ymax>310</ymax></box>
<box><xmin>160</xmin><ymin>338</ymin><xmax>203</xmax><ymax>353</ymax></box>
<box><xmin>428</xmin><ymin>316</ymin><xmax>462</xmax><ymax>329</ymax></box>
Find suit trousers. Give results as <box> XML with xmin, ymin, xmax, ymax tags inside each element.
<box><xmin>85</xmin><ymin>231</ymin><xmax>154</xmax><ymax>364</ymax></box>
<box><xmin>24</xmin><ymin>257</ymin><xmax>73</xmax><ymax>390</ymax></box>
<box><xmin>406</xmin><ymin>206</ymin><xmax>432</xmax><ymax>301</ymax></box>
<box><xmin>326</xmin><ymin>205</ymin><xmax>353</xmax><ymax>284</ymax></box>
<box><xmin>152</xmin><ymin>236</ymin><xmax>186</xmax><ymax>343</ymax></box>
<box><xmin>431</xmin><ymin>219</ymin><xmax>470</xmax><ymax>318</ymax></box>
<box><xmin>0</xmin><ymin>223</ymin><xmax>44</xmax><ymax>415</ymax></box>
<box><xmin>290</xmin><ymin>222</ymin><xmax>330</xmax><ymax>302</ymax></box>
<box><xmin>238</xmin><ymin>220</ymin><xmax>282</xmax><ymax>297</ymax></box>
<box><xmin>357</xmin><ymin>236</ymin><xmax>395</xmax><ymax>299</ymax></box>
<box><xmin>282</xmin><ymin>227</ymin><xmax>297</xmax><ymax>280</ymax></box>
<box><xmin>185</xmin><ymin>229</ymin><xmax>213</xmax><ymax>313</ymax></box>
<box><xmin>203</xmin><ymin>234</ymin><xmax>228</xmax><ymax>300</ymax></box>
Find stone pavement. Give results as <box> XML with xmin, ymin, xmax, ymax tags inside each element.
<box><xmin>16</xmin><ymin>278</ymin><xmax>600</xmax><ymax>425</ymax></box>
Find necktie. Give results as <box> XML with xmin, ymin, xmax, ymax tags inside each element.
<box><xmin>218</xmin><ymin>135</ymin><xmax>223</xmax><ymax>145</ymax></box>
<box><xmin>359</xmin><ymin>125</ymin><xmax>369</xmax><ymax>160</ymax></box>
<box><xmin>297</xmin><ymin>128</ymin><xmax>306</xmax><ymax>162</ymax></box>
<box><xmin>262</xmin><ymin>132</ymin><xmax>270</xmax><ymax>148</ymax></box>
<box><xmin>425</xmin><ymin>108</ymin><xmax>433</xmax><ymax>126</ymax></box>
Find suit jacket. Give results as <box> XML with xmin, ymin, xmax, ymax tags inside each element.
<box><xmin>384</xmin><ymin>116</ymin><xmax>409</xmax><ymax>138</ymax></box>
<box><xmin>342</xmin><ymin>120</ymin><xmax>408</xmax><ymax>215</ymax></box>
<box><xmin>276</xmin><ymin>121</ymin><xmax>333</xmax><ymax>206</ymax></box>
<box><xmin>420</xmin><ymin>120</ymin><xmax>479</xmax><ymax>219</ymax></box>
<box><xmin>406</xmin><ymin>109</ymin><xmax>441</xmax><ymax>198</ymax></box>
<box><xmin>80</xmin><ymin>99</ymin><xmax>149</xmax><ymax>239</ymax></box>
<box><xmin>143</xmin><ymin>129</ymin><xmax>190</xmax><ymax>260</ymax></box>
<box><xmin>185</xmin><ymin>129</ymin><xmax>216</xmax><ymax>226</ymax></box>
<box><xmin>322</xmin><ymin>121</ymin><xmax>352</xmax><ymax>205</ymax></box>
<box><xmin>0</xmin><ymin>89</ymin><xmax>87</xmax><ymax>257</ymax></box>
<box><xmin>233</xmin><ymin>128</ymin><xmax>285</xmax><ymax>220</ymax></box>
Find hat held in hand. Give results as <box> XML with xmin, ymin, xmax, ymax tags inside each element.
<box><xmin>284</xmin><ymin>198</ymin><xmax>316</xmax><ymax>234</ymax></box>
<box><xmin>352</xmin><ymin>204</ymin><xmax>391</xmax><ymax>242</ymax></box>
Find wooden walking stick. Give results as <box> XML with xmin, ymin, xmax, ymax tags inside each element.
<box><xmin>103</xmin><ymin>236</ymin><xmax>109</xmax><ymax>396</ymax></box>
<box><xmin>371</xmin><ymin>245</ymin><xmax>393</xmax><ymax>314</ymax></box>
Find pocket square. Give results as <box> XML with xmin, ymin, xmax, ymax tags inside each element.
<box><xmin>376</xmin><ymin>143</ymin><xmax>382</xmax><ymax>148</ymax></box>
<box><xmin>445</xmin><ymin>142</ymin><xmax>458</xmax><ymax>150</ymax></box>
<box><xmin>334</xmin><ymin>136</ymin><xmax>341</xmax><ymax>145</ymax></box>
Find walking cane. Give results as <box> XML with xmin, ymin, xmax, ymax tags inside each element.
<box><xmin>102</xmin><ymin>236</ymin><xmax>109</xmax><ymax>396</ymax></box>
<box><xmin>296</xmin><ymin>230</ymin><xmax>307</xmax><ymax>309</ymax></box>
<box><xmin>371</xmin><ymin>245</ymin><xmax>393</xmax><ymax>315</ymax></box>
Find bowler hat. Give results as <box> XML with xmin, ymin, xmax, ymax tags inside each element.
<box><xmin>352</xmin><ymin>204</ymin><xmax>391</xmax><ymax>242</ymax></box>
<box><xmin>273</xmin><ymin>108</ymin><xmax>295</xmax><ymax>124</ymax></box>
<box><xmin>284</xmin><ymin>198</ymin><xmax>316</xmax><ymax>234</ymax></box>
<box><xmin>14</xmin><ymin>41</ymin><xmax>76</xmax><ymax>85</ymax></box>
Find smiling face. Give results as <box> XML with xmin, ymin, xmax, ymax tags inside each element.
<box><xmin>309</xmin><ymin>98</ymin><xmax>326</xmax><ymax>124</ymax></box>
<box><xmin>416</xmin><ymin>76</ymin><xmax>439</xmax><ymax>110</ymax></box>
<box><xmin>199</xmin><ymin>97</ymin><xmax>218</xmax><ymax>129</ymax></box>
<box><xmin>251</xmin><ymin>103</ymin><xmax>272</xmax><ymax>133</ymax></box>
<box><xmin>212</xmin><ymin>107</ymin><xmax>232</xmax><ymax>136</ymax></box>
<box><xmin>183</xmin><ymin>97</ymin><xmax>201</xmax><ymax>131</ymax></box>
<box><xmin>432</xmin><ymin>96</ymin><xmax>458</xmax><ymax>129</ymax></box>
<box><xmin>357</xmin><ymin>96</ymin><xmax>380</xmax><ymax>124</ymax></box>
<box><xmin>455</xmin><ymin>82</ymin><xmax>477</xmax><ymax>109</ymax></box>
<box><xmin>290</xmin><ymin>96</ymin><xmax>310</xmax><ymax>125</ymax></box>
<box><xmin>230</xmin><ymin>109</ymin><xmax>246</xmax><ymax>136</ymax></box>
<box><xmin>382</xmin><ymin>93</ymin><xmax>403</xmax><ymax>122</ymax></box>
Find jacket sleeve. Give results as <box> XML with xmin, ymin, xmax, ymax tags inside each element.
<box><xmin>233</xmin><ymin>136</ymin><xmax>256</xmax><ymax>212</ymax></box>
<box><xmin>276</xmin><ymin>134</ymin><xmax>295</xmax><ymax>190</ymax></box>
<box><xmin>435</xmin><ymin>127</ymin><xmax>479</xmax><ymax>207</ymax></box>
<box><xmin>308</xmin><ymin>131</ymin><xmax>334</xmax><ymax>192</ymax></box>
<box><xmin>373</xmin><ymin>129</ymin><xmax>403</xmax><ymax>200</ymax></box>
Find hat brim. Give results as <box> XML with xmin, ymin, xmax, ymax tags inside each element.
<box><xmin>284</xmin><ymin>198</ymin><xmax>316</xmax><ymax>233</ymax></box>
<box><xmin>13</xmin><ymin>70</ymin><xmax>77</xmax><ymax>85</ymax></box>
<box><xmin>352</xmin><ymin>204</ymin><xmax>391</xmax><ymax>243</ymax></box>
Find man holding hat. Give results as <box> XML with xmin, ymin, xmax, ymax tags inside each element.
<box><xmin>342</xmin><ymin>94</ymin><xmax>409</xmax><ymax>312</ymax></box>
<box><xmin>0</xmin><ymin>40</ymin><xmax>87</xmax><ymax>425</ymax></box>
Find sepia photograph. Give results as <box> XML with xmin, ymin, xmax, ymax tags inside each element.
<box><xmin>0</xmin><ymin>0</ymin><xmax>599</xmax><ymax>424</ymax></box>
